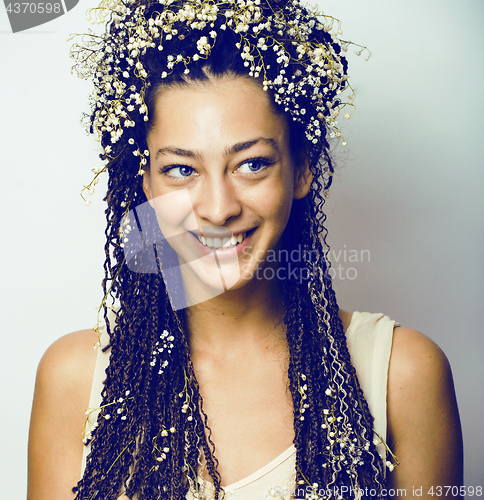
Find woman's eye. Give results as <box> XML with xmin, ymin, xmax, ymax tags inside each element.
<box><xmin>164</xmin><ymin>165</ymin><xmax>195</xmax><ymax>179</ymax></box>
<box><xmin>237</xmin><ymin>158</ymin><xmax>270</xmax><ymax>175</ymax></box>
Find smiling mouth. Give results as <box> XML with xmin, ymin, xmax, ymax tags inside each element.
<box><xmin>195</xmin><ymin>232</ymin><xmax>247</xmax><ymax>250</ymax></box>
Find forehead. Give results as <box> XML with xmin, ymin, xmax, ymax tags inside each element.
<box><xmin>147</xmin><ymin>76</ymin><xmax>289</xmax><ymax>149</ymax></box>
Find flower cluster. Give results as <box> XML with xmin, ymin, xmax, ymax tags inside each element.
<box><xmin>297</xmin><ymin>372</ymin><xmax>309</xmax><ymax>421</ymax></box>
<box><xmin>317</xmin><ymin>385</ymin><xmax>374</xmax><ymax>486</ymax></box>
<box><xmin>83</xmin><ymin>390</ymin><xmax>133</xmax><ymax>443</ymax></box>
<box><xmin>70</xmin><ymin>0</ymin><xmax>369</xmax><ymax>203</ymax></box>
<box><xmin>151</xmin><ymin>424</ymin><xmax>176</xmax><ymax>467</ymax></box>
<box><xmin>175</xmin><ymin>369</ymin><xmax>196</xmax><ymax>423</ymax></box>
<box><xmin>150</xmin><ymin>328</ymin><xmax>175</xmax><ymax>374</ymax></box>
<box><xmin>373</xmin><ymin>431</ymin><xmax>400</xmax><ymax>472</ymax></box>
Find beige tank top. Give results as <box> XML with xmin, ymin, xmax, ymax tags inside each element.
<box><xmin>81</xmin><ymin>311</ymin><xmax>396</xmax><ymax>499</ymax></box>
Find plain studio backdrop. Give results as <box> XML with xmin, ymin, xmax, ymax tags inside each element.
<box><xmin>1</xmin><ymin>0</ymin><xmax>482</xmax><ymax>496</ymax></box>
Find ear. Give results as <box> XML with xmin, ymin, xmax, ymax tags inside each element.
<box><xmin>293</xmin><ymin>159</ymin><xmax>313</xmax><ymax>200</ymax></box>
<box><xmin>142</xmin><ymin>170</ymin><xmax>155</xmax><ymax>208</ymax></box>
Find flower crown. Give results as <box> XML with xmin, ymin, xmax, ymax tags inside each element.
<box><xmin>70</xmin><ymin>0</ymin><xmax>369</xmax><ymax>203</ymax></box>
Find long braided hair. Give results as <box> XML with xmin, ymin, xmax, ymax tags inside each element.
<box><xmin>73</xmin><ymin>0</ymin><xmax>386</xmax><ymax>498</ymax></box>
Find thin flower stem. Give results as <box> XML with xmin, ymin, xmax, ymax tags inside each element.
<box><xmin>105</xmin><ymin>440</ymin><xmax>134</xmax><ymax>476</ymax></box>
<box><xmin>187</xmin><ymin>462</ymin><xmax>200</xmax><ymax>496</ymax></box>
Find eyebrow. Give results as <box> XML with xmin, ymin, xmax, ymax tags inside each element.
<box><xmin>154</xmin><ymin>137</ymin><xmax>279</xmax><ymax>161</ymax></box>
<box><xmin>226</xmin><ymin>137</ymin><xmax>279</xmax><ymax>156</ymax></box>
<box><xmin>155</xmin><ymin>147</ymin><xmax>202</xmax><ymax>161</ymax></box>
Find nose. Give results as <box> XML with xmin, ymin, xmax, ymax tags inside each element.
<box><xmin>193</xmin><ymin>175</ymin><xmax>241</xmax><ymax>226</ymax></box>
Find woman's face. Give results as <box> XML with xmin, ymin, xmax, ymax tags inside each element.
<box><xmin>143</xmin><ymin>75</ymin><xmax>311</xmax><ymax>302</ymax></box>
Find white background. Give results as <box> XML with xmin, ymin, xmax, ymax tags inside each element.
<box><xmin>1</xmin><ymin>0</ymin><xmax>483</xmax><ymax>496</ymax></box>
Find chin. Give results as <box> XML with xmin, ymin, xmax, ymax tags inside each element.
<box><xmin>170</xmin><ymin>253</ymin><xmax>241</xmax><ymax>307</ymax></box>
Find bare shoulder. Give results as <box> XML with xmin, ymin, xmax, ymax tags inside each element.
<box><xmin>386</xmin><ymin>327</ymin><xmax>463</xmax><ymax>494</ymax></box>
<box><xmin>388</xmin><ymin>327</ymin><xmax>451</xmax><ymax>391</ymax></box>
<box><xmin>33</xmin><ymin>329</ymin><xmax>99</xmax><ymax>416</ymax></box>
<box><xmin>36</xmin><ymin>329</ymin><xmax>99</xmax><ymax>387</ymax></box>
<box><xmin>387</xmin><ymin>327</ymin><xmax>459</xmax><ymax>429</ymax></box>
<box><xmin>28</xmin><ymin>329</ymin><xmax>99</xmax><ymax>500</ymax></box>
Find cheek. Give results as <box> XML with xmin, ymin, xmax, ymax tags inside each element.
<box><xmin>269</xmin><ymin>171</ymin><xmax>295</xmax><ymax>212</ymax></box>
<box><xmin>150</xmin><ymin>189</ymin><xmax>199</xmax><ymax>240</ymax></box>
<box><xmin>247</xmin><ymin>177</ymin><xmax>294</xmax><ymax>230</ymax></box>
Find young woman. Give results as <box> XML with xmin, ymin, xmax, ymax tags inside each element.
<box><xmin>27</xmin><ymin>0</ymin><xmax>463</xmax><ymax>498</ymax></box>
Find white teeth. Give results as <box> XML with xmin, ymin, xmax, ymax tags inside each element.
<box><xmin>197</xmin><ymin>231</ymin><xmax>247</xmax><ymax>249</ymax></box>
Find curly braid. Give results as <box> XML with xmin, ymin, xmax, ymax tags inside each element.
<box><xmin>73</xmin><ymin>1</ymin><xmax>386</xmax><ymax>498</ymax></box>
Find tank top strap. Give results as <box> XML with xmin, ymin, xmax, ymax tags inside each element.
<box><xmin>80</xmin><ymin>319</ymin><xmax>112</xmax><ymax>476</ymax></box>
<box><xmin>345</xmin><ymin>311</ymin><xmax>397</xmax><ymax>460</ymax></box>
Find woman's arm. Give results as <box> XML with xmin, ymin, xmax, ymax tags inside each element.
<box><xmin>386</xmin><ymin>327</ymin><xmax>463</xmax><ymax>498</ymax></box>
<box><xmin>27</xmin><ymin>330</ymin><xmax>98</xmax><ymax>500</ymax></box>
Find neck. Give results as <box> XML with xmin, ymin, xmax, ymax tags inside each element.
<box><xmin>187</xmin><ymin>275</ymin><xmax>286</xmax><ymax>356</ymax></box>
